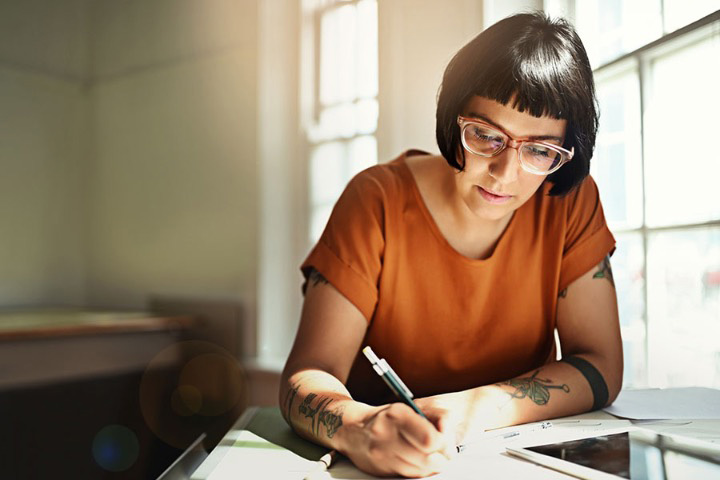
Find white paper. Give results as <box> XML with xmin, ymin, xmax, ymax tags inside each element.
<box><xmin>305</xmin><ymin>419</ymin><xmax>633</xmax><ymax>480</ymax></box>
<box><xmin>204</xmin><ymin>430</ymin><xmax>314</xmax><ymax>480</ymax></box>
<box><xmin>604</xmin><ymin>387</ymin><xmax>720</xmax><ymax>420</ymax></box>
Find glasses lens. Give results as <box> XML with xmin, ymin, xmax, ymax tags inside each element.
<box><xmin>521</xmin><ymin>143</ymin><xmax>565</xmax><ymax>173</ymax></box>
<box><xmin>463</xmin><ymin>124</ymin><xmax>505</xmax><ymax>156</ymax></box>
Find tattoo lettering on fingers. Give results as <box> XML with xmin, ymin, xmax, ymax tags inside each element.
<box><xmin>592</xmin><ymin>255</ymin><xmax>615</xmax><ymax>288</ymax></box>
<box><xmin>496</xmin><ymin>370</ymin><xmax>570</xmax><ymax>406</ymax></box>
<box><xmin>298</xmin><ymin>393</ymin><xmax>345</xmax><ymax>438</ymax></box>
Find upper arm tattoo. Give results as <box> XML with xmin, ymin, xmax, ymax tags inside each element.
<box><xmin>592</xmin><ymin>255</ymin><xmax>615</xmax><ymax>288</ymax></box>
<box><xmin>496</xmin><ymin>369</ymin><xmax>570</xmax><ymax>406</ymax></box>
<box><xmin>560</xmin><ymin>254</ymin><xmax>614</xmax><ymax>299</ymax></box>
<box><xmin>302</xmin><ymin>267</ymin><xmax>329</xmax><ymax>295</ymax></box>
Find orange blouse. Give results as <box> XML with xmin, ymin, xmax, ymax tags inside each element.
<box><xmin>301</xmin><ymin>150</ymin><xmax>615</xmax><ymax>405</ymax></box>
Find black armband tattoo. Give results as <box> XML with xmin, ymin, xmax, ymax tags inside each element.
<box><xmin>561</xmin><ymin>356</ymin><xmax>609</xmax><ymax>410</ymax></box>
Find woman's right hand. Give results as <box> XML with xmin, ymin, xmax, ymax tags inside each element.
<box><xmin>337</xmin><ymin>402</ymin><xmax>454</xmax><ymax>478</ymax></box>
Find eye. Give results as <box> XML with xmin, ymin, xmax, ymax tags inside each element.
<box><xmin>527</xmin><ymin>145</ymin><xmax>553</xmax><ymax>158</ymax></box>
<box><xmin>469</xmin><ymin>126</ymin><xmax>503</xmax><ymax>145</ymax></box>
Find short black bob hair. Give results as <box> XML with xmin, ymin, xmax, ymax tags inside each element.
<box><xmin>436</xmin><ymin>12</ymin><xmax>598</xmax><ymax>196</ymax></box>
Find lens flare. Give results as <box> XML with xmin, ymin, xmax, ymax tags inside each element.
<box><xmin>139</xmin><ymin>340</ymin><xmax>247</xmax><ymax>448</ymax></box>
<box><xmin>91</xmin><ymin>425</ymin><xmax>139</xmax><ymax>472</ymax></box>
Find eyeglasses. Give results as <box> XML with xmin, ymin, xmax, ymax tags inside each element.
<box><xmin>457</xmin><ymin>116</ymin><xmax>574</xmax><ymax>175</ymax></box>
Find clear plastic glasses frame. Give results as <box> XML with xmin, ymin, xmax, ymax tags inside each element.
<box><xmin>457</xmin><ymin>115</ymin><xmax>574</xmax><ymax>175</ymax></box>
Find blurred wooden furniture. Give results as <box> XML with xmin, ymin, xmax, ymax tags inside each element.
<box><xmin>0</xmin><ymin>307</ymin><xmax>197</xmax><ymax>479</ymax></box>
<box><xmin>0</xmin><ymin>308</ymin><xmax>192</xmax><ymax>389</ymax></box>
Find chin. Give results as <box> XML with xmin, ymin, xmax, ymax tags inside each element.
<box><xmin>474</xmin><ymin>204</ymin><xmax>514</xmax><ymax>222</ymax></box>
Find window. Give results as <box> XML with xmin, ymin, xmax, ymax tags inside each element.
<box><xmin>548</xmin><ymin>3</ymin><xmax>720</xmax><ymax>388</ymax></box>
<box><xmin>301</xmin><ymin>0</ymin><xmax>379</xmax><ymax>245</ymax></box>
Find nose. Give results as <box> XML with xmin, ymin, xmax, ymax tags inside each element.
<box><xmin>487</xmin><ymin>145</ymin><xmax>520</xmax><ymax>183</ymax></box>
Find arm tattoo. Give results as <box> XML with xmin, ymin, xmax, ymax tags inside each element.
<box><xmin>298</xmin><ymin>393</ymin><xmax>345</xmax><ymax>438</ymax></box>
<box><xmin>308</xmin><ymin>268</ymin><xmax>329</xmax><ymax>288</ymax></box>
<box><xmin>318</xmin><ymin>402</ymin><xmax>345</xmax><ymax>438</ymax></box>
<box><xmin>496</xmin><ymin>370</ymin><xmax>570</xmax><ymax>406</ymax></box>
<box><xmin>592</xmin><ymin>255</ymin><xmax>615</xmax><ymax>288</ymax></box>
<box><xmin>283</xmin><ymin>382</ymin><xmax>300</xmax><ymax>421</ymax></box>
<box><xmin>302</xmin><ymin>267</ymin><xmax>329</xmax><ymax>295</ymax></box>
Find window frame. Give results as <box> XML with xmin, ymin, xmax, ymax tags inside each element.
<box><xmin>591</xmin><ymin>8</ymin><xmax>720</xmax><ymax>387</ymax></box>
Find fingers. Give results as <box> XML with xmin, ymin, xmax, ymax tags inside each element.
<box><xmin>387</xmin><ymin>404</ymin><xmax>447</xmax><ymax>454</ymax></box>
<box><xmin>390</xmin><ymin>450</ymin><xmax>449</xmax><ymax>478</ymax></box>
<box><xmin>382</xmin><ymin>404</ymin><xmax>452</xmax><ymax>475</ymax></box>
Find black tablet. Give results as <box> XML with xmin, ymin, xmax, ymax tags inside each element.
<box><xmin>506</xmin><ymin>428</ymin><xmax>720</xmax><ymax>479</ymax></box>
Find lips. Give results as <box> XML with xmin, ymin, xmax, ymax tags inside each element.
<box><xmin>477</xmin><ymin>185</ymin><xmax>512</xmax><ymax>204</ymax></box>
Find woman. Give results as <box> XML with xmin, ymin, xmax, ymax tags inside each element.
<box><xmin>280</xmin><ymin>11</ymin><xmax>623</xmax><ymax>478</ymax></box>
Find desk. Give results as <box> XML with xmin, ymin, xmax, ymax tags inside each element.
<box><xmin>191</xmin><ymin>406</ymin><xmax>720</xmax><ymax>479</ymax></box>
<box><xmin>0</xmin><ymin>308</ymin><xmax>197</xmax><ymax>479</ymax></box>
<box><xmin>0</xmin><ymin>307</ymin><xmax>192</xmax><ymax>389</ymax></box>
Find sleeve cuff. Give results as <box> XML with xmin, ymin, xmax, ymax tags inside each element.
<box><xmin>301</xmin><ymin>240</ymin><xmax>378</xmax><ymax>323</ymax></box>
<box><xmin>559</xmin><ymin>225</ymin><xmax>616</xmax><ymax>291</ymax></box>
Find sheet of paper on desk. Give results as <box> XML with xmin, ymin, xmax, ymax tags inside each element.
<box><xmin>325</xmin><ymin>453</ymin><xmax>570</xmax><ymax>479</ymax></box>
<box><xmin>317</xmin><ymin>420</ymin><xmax>633</xmax><ymax>480</ymax></box>
<box><xmin>205</xmin><ymin>430</ymin><xmax>315</xmax><ymax>480</ymax></box>
<box><xmin>604</xmin><ymin>387</ymin><xmax>720</xmax><ymax>420</ymax></box>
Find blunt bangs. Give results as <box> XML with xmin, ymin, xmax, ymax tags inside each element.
<box><xmin>436</xmin><ymin>12</ymin><xmax>598</xmax><ymax>196</ymax></box>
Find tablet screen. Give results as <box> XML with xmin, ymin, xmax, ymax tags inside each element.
<box><xmin>526</xmin><ymin>431</ymin><xmax>720</xmax><ymax>479</ymax></box>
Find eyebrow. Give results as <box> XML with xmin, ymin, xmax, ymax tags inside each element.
<box><xmin>466</xmin><ymin>111</ymin><xmax>564</xmax><ymax>143</ymax></box>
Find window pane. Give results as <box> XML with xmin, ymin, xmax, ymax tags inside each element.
<box><xmin>663</xmin><ymin>0</ymin><xmax>720</xmax><ymax>33</ymax></box>
<box><xmin>355</xmin><ymin>98</ymin><xmax>378</xmax><ymax>135</ymax></box>
<box><xmin>310</xmin><ymin>203</ymin><xmax>334</xmax><ymax>243</ymax></box>
<box><xmin>575</xmin><ymin>0</ymin><xmax>662</xmax><ymax>67</ymax></box>
<box><xmin>593</xmin><ymin>66</ymin><xmax>643</xmax><ymax>230</ymax></box>
<box><xmin>646</xmin><ymin>227</ymin><xmax>720</xmax><ymax>388</ymax></box>
<box><xmin>356</xmin><ymin>0</ymin><xmax>378</xmax><ymax>98</ymax></box>
<box><xmin>320</xmin><ymin>4</ymin><xmax>357</xmax><ymax>106</ymax></box>
<box><xmin>348</xmin><ymin>135</ymin><xmax>377</xmax><ymax>177</ymax></box>
<box><xmin>613</xmin><ymin>232</ymin><xmax>647</xmax><ymax>387</ymax></box>
<box><xmin>310</xmin><ymin>141</ymin><xmax>346</xmax><ymax>206</ymax></box>
<box><xmin>644</xmin><ymin>34</ymin><xmax>720</xmax><ymax>227</ymax></box>
<box><xmin>314</xmin><ymin>103</ymin><xmax>356</xmax><ymax>141</ymax></box>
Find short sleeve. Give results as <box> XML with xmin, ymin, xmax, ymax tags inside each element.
<box><xmin>559</xmin><ymin>176</ymin><xmax>616</xmax><ymax>290</ymax></box>
<box><xmin>300</xmin><ymin>169</ymin><xmax>387</xmax><ymax>322</ymax></box>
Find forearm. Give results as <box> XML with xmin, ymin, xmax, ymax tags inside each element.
<box><xmin>279</xmin><ymin>368</ymin><xmax>374</xmax><ymax>451</ymax></box>
<box><xmin>433</xmin><ymin>353</ymin><xmax>621</xmax><ymax>443</ymax></box>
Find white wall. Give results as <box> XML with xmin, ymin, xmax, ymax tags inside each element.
<box><xmin>86</xmin><ymin>0</ymin><xmax>259</xmax><ymax>355</ymax></box>
<box><xmin>376</xmin><ymin>0</ymin><xmax>484</xmax><ymax>161</ymax></box>
<box><xmin>0</xmin><ymin>0</ymin><xmax>90</xmax><ymax>306</ymax></box>
<box><xmin>0</xmin><ymin>0</ymin><xmax>260</xmax><ymax>358</ymax></box>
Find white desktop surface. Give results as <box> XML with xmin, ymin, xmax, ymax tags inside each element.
<box><xmin>190</xmin><ymin>403</ymin><xmax>720</xmax><ymax>479</ymax></box>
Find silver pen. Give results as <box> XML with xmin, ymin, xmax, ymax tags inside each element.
<box><xmin>456</xmin><ymin>421</ymin><xmax>554</xmax><ymax>453</ymax></box>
